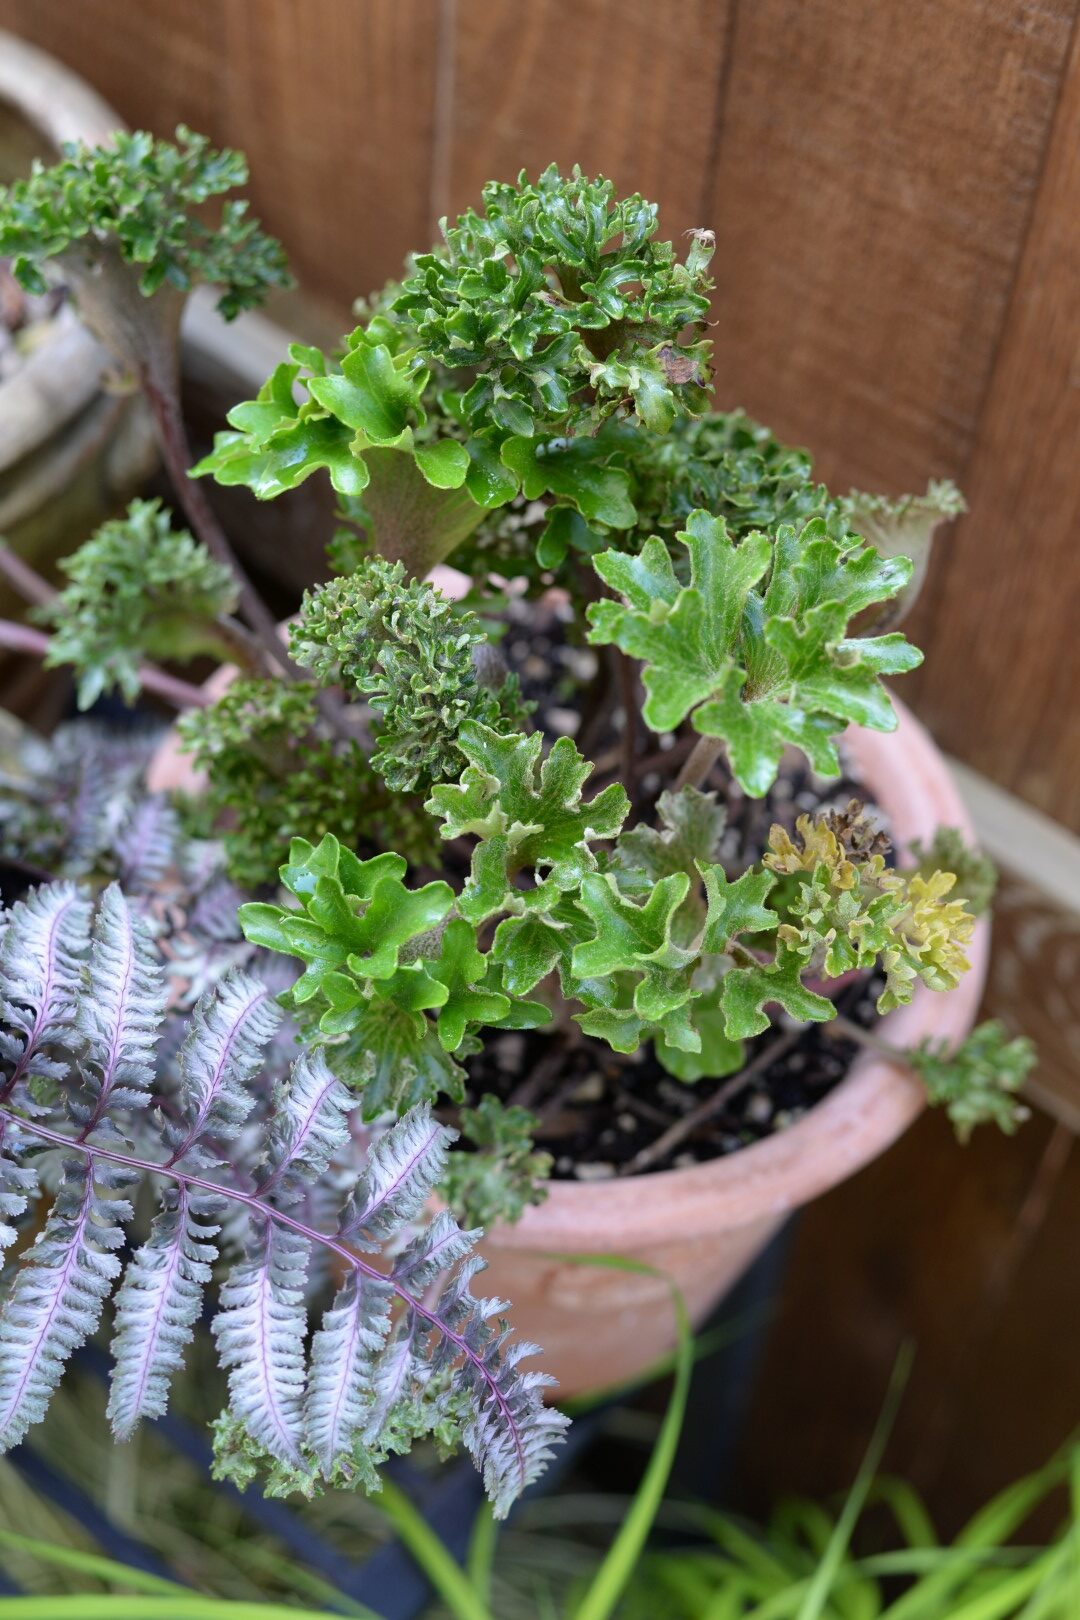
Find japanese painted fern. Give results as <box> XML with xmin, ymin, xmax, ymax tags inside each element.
<box><xmin>0</xmin><ymin>881</ymin><xmax>565</xmax><ymax>1515</ymax></box>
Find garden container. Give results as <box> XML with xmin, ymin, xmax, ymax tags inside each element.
<box><xmin>477</xmin><ymin>701</ymin><xmax>989</xmax><ymax>1394</ymax></box>
<box><xmin>0</xmin><ymin>33</ymin><xmax>155</xmax><ymax>620</ymax></box>
<box><xmin>151</xmin><ymin>682</ymin><xmax>987</xmax><ymax>1397</ymax></box>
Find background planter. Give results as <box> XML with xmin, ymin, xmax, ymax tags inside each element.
<box><xmin>0</xmin><ymin>34</ymin><xmax>156</xmax><ymax>629</ymax></box>
<box><xmin>478</xmin><ymin>701</ymin><xmax>990</xmax><ymax>1397</ymax></box>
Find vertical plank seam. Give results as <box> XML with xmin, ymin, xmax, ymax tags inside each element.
<box><xmin>915</xmin><ymin>0</ymin><xmax>1080</xmax><ymax>675</ymax></box>
<box><xmin>429</xmin><ymin>0</ymin><xmax>457</xmax><ymax>234</ymax></box>
<box><xmin>699</xmin><ymin>0</ymin><xmax>741</xmax><ymax>222</ymax></box>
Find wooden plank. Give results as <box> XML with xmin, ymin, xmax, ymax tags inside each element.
<box><xmin>913</xmin><ymin>17</ymin><xmax>1080</xmax><ymax>827</ymax></box>
<box><xmin>0</xmin><ymin>0</ymin><xmax>439</xmax><ymax>316</ymax></box>
<box><xmin>705</xmin><ymin>0</ymin><xmax>1075</xmax><ymax>494</ymax></box>
<box><xmin>445</xmin><ymin>0</ymin><xmax>730</xmax><ymax>240</ymax></box>
<box><xmin>0</xmin><ymin>0</ymin><xmax>221</xmax><ymax>140</ymax></box>
<box><xmin>733</xmin><ymin>1106</ymin><xmax>1080</xmax><ymax>1533</ymax></box>
<box><xmin>218</xmin><ymin>1</ymin><xmax>439</xmax><ymax>311</ymax></box>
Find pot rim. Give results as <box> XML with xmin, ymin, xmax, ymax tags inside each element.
<box><xmin>488</xmin><ymin>697</ymin><xmax>989</xmax><ymax>1249</ymax></box>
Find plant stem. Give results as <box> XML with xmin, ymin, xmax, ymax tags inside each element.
<box><xmin>674</xmin><ymin>733</ymin><xmax>723</xmax><ymax>793</ymax></box>
<box><xmin>0</xmin><ymin>618</ymin><xmax>210</xmax><ymax>710</ymax></box>
<box><xmin>0</xmin><ymin>545</ymin><xmax>56</xmax><ymax>607</ymax></box>
<box><xmin>137</xmin><ymin>358</ymin><xmax>297</xmax><ymax>681</ymax></box>
<box><xmin>616</xmin><ymin>649</ymin><xmax>638</xmax><ymax>798</ymax></box>
<box><xmin>828</xmin><ymin>1011</ymin><xmax>901</xmax><ymax>1061</ymax></box>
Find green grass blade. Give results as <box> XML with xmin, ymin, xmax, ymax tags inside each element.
<box><xmin>373</xmin><ymin>1479</ymin><xmax>494</xmax><ymax>1620</ymax></box>
<box><xmin>561</xmin><ymin>1253</ymin><xmax>693</xmax><ymax>1620</ymax></box>
<box><xmin>465</xmin><ymin>1503</ymin><xmax>498</xmax><ymax>1611</ymax></box>
<box><xmin>790</xmin><ymin>1342</ymin><xmax>913</xmax><ymax>1620</ymax></box>
<box><xmin>0</xmin><ymin>1528</ymin><xmax>186</xmax><ymax>1597</ymax></box>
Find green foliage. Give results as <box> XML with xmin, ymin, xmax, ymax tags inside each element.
<box><xmin>765</xmin><ymin>810</ymin><xmax>976</xmax><ymax>1014</ymax></box>
<box><xmin>195</xmin><ymin>167</ymin><xmax>713</xmax><ymax>574</ymax></box>
<box><xmin>587</xmin><ymin>508</ymin><xmax>922</xmax><ymax>796</ymax></box>
<box><xmin>238</xmin><ymin>832</ymin><xmax>550</xmax><ymax>1118</ymax></box>
<box><xmin>394</xmin><ymin>163</ymin><xmax>714</xmax><ymax>439</ymax></box>
<box><xmin>290</xmin><ymin>559</ymin><xmax>528</xmax><ymax>792</ymax></box>
<box><xmin>38</xmin><ymin>499</ymin><xmax>238</xmax><ymax>709</ymax></box>
<box><xmin>178</xmin><ymin>681</ymin><xmax>436</xmax><ymax>889</ymax></box>
<box><xmin>909</xmin><ymin>825</ymin><xmax>998</xmax><ymax>916</ymax></box>
<box><xmin>615</xmin><ymin>407</ymin><xmax>842</xmax><ymax>540</ymax></box>
<box><xmin>440</xmin><ymin>1094</ymin><xmax>552</xmax><ymax>1229</ymax></box>
<box><xmin>909</xmin><ymin>1020</ymin><xmax>1034</xmax><ymax>1141</ymax></box>
<box><xmin>0</xmin><ymin>126</ymin><xmax>290</xmax><ymax>317</ymax></box>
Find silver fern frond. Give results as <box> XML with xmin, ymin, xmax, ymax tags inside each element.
<box><xmin>0</xmin><ymin>881</ymin><xmax>566</xmax><ymax>1516</ymax></box>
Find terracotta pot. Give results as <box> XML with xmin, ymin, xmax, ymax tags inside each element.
<box><xmin>476</xmin><ymin>700</ymin><xmax>988</xmax><ymax>1395</ymax></box>
<box><xmin>0</xmin><ymin>33</ymin><xmax>157</xmax><ymax>622</ymax></box>
<box><xmin>150</xmin><ymin>672</ymin><xmax>986</xmax><ymax>1396</ymax></box>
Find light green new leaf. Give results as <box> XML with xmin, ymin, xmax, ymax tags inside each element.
<box><xmin>431</xmin><ymin>918</ymin><xmax>511</xmax><ymax>1052</ymax></box>
<box><xmin>426</xmin><ymin>724</ymin><xmax>630</xmax><ymax>892</ymax></box>
<box><xmin>721</xmin><ymin>946</ymin><xmax>834</xmax><ymax>1039</ymax></box>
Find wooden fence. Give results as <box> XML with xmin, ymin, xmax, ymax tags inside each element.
<box><xmin>0</xmin><ymin>0</ymin><xmax>1078</xmax><ymax>833</ymax></box>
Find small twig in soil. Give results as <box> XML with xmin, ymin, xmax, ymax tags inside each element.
<box><xmin>620</xmin><ymin>1025</ymin><xmax>805</xmax><ymax>1176</ymax></box>
<box><xmin>507</xmin><ymin>1032</ymin><xmax>578</xmax><ymax>1115</ymax></box>
<box><xmin>0</xmin><ymin>617</ymin><xmax>210</xmax><ymax>711</ymax></box>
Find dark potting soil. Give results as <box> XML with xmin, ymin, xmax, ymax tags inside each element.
<box><xmin>450</xmin><ymin>589</ymin><xmax>893</xmax><ymax>1180</ymax></box>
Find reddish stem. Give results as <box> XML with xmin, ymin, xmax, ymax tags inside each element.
<box><xmin>0</xmin><ymin>618</ymin><xmax>209</xmax><ymax>711</ymax></box>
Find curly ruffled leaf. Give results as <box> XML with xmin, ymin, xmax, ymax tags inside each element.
<box><xmin>178</xmin><ymin>680</ymin><xmax>437</xmax><ymax>889</ymax></box>
<box><xmin>587</xmin><ymin>509</ymin><xmax>921</xmax><ymax>796</ymax></box>
<box><xmin>908</xmin><ymin>1020</ymin><xmax>1034</xmax><ymax>1142</ymax></box>
<box><xmin>39</xmin><ymin>499</ymin><xmax>238</xmax><ymax>710</ymax></box>
<box><xmin>394</xmin><ymin>164</ymin><xmax>714</xmax><ymax>441</ymax></box>
<box><xmin>291</xmin><ymin>560</ymin><xmax>527</xmax><ymax>793</ymax></box>
<box><xmin>0</xmin><ymin>126</ymin><xmax>290</xmax><ymax>319</ymax></box>
<box><xmin>426</xmin><ymin>723</ymin><xmax>630</xmax><ymax>901</ymax></box>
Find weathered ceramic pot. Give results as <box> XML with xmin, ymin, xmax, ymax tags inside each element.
<box><xmin>150</xmin><ymin>670</ymin><xmax>986</xmax><ymax>1397</ymax></box>
<box><xmin>474</xmin><ymin>702</ymin><xmax>988</xmax><ymax>1395</ymax></box>
<box><xmin>0</xmin><ymin>32</ymin><xmax>156</xmax><ymax>618</ymax></box>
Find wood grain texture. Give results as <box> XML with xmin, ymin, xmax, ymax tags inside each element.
<box><xmin>913</xmin><ymin>15</ymin><xmax>1080</xmax><ymax>826</ymax></box>
<box><xmin>0</xmin><ymin>0</ymin><xmax>439</xmax><ymax>308</ymax></box>
<box><xmin>0</xmin><ymin>0</ymin><xmax>1077</xmax><ymax>822</ymax></box>
<box><xmin>706</xmin><ymin>0</ymin><xmax>1075</xmax><ymax>493</ymax></box>
<box><xmin>445</xmin><ymin>0</ymin><xmax>730</xmax><ymax>236</ymax></box>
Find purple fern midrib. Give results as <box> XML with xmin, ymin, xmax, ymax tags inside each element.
<box><xmin>248</xmin><ymin>1219</ymin><xmax>305</xmax><ymax>1466</ymax></box>
<box><xmin>82</xmin><ymin>902</ymin><xmax>137</xmax><ymax>1137</ymax></box>
<box><xmin>343</xmin><ymin>1125</ymin><xmax>442</xmax><ymax>1236</ymax></box>
<box><xmin>4</xmin><ymin>1108</ymin><xmax>529</xmax><ymax>1494</ymax></box>
<box><xmin>256</xmin><ymin>1067</ymin><xmax>340</xmax><ymax>1197</ymax></box>
<box><xmin>316</xmin><ymin>1278</ymin><xmax>365</xmax><ymax>1465</ymax></box>
<box><xmin>120</xmin><ymin>1184</ymin><xmax>193</xmax><ymax>1429</ymax></box>
<box><xmin>4</xmin><ymin>891</ymin><xmax>80</xmax><ymax>1101</ymax></box>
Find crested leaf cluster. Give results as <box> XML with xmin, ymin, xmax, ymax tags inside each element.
<box><xmin>0</xmin><ymin>126</ymin><xmax>291</xmax><ymax>317</ymax></box>
<box><xmin>587</xmin><ymin>508</ymin><xmax>922</xmax><ymax>797</ymax></box>
<box><xmin>290</xmin><ymin>559</ymin><xmax>530</xmax><ymax>792</ymax></box>
<box><xmin>177</xmin><ymin>678</ymin><xmax>438</xmax><ymax>890</ymax></box>
<box><xmin>239</xmin><ymin>774</ymin><xmax>979</xmax><ymax>1098</ymax></box>
<box><xmin>39</xmin><ymin>499</ymin><xmax>239</xmax><ymax>710</ymax></box>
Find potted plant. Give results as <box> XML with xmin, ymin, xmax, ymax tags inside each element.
<box><xmin>0</xmin><ymin>32</ymin><xmax>157</xmax><ymax>631</ymax></box>
<box><xmin>0</xmin><ymin>134</ymin><xmax>1033</xmax><ymax>1513</ymax></box>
